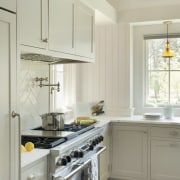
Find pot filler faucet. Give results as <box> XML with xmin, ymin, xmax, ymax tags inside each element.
<box><xmin>35</xmin><ymin>77</ymin><xmax>60</xmax><ymax>94</ymax></box>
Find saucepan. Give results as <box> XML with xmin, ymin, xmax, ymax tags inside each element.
<box><xmin>40</xmin><ymin>112</ymin><xmax>65</xmax><ymax>130</ymax></box>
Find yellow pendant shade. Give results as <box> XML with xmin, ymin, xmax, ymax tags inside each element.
<box><xmin>162</xmin><ymin>21</ymin><xmax>174</xmax><ymax>58</ymax></box>
<box><xmin>162</xmin><ymin>41</ymin><xmax>174</xmax><ymax>57</ymax></box>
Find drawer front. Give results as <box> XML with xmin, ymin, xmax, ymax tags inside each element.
<box><xmin>151</xmin><ymin>127</ymin><xmax>180</xmax><ymax>139</ymax></box>
<box><xmin>22</xmin><ymin>157</ymin><xmax>47</xmax><ymax>180</ymax></box>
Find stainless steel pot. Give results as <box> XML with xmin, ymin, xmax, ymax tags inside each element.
<box><xmin>41</xmin><ymin>112</ymin><xmax>65</xmax><ymax>130</ymax></box>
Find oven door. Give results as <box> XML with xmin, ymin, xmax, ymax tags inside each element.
<box><xmin>53</xmin><ymin>146</ymin><xmax>106</xmax><ymax>180</ymax></box>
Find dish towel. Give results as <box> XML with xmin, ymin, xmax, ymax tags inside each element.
<box><xmin>90</xmin><ymin>154</ymin><xmax>99</xmax><ymax>180</ymax></box>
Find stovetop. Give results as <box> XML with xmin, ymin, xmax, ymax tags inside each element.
<box><xmin>21</xmin><ymin>124</ymin><xmax>94</xmax><ymax>149</ymax></box>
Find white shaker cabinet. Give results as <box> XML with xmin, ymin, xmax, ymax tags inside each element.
<box><xmin>75</xmin><ymin>1</ymin><xmax>95</xmax><ymax>58</ymax></box>
<box><xmin>19</xmin><ymin>0</ymin><xmax>48</xmax><ymax>49</ymax></box>
<box><xmin>0</xmin><ymin>0</ymin><xmax>16</xmax><ymax>12</ymax></box>
<box><xmin>0</xmin><ymin>9</ymin><xmax>19</xmax><ymax>180</ymax></box>
<box><xmin>99</xmin><ymin>124</ymin><xmax>110</xmax><ymax>180</ymax></box>
<box><xmin>151</xmin><ymin>127</ymin><xmax>180</xmax><ymax>180</ymax></box>
<box><xmin>22</xmin><ymin>157</ymin><xmax>48</xmax><ymax>180</ymax></box>
<box><xmin>111</xmin><ymin>124</ymin><xmax>148</xmax><ymax>180</ymax></box>
<box><xmin>49</xmin><ymin>0</ymin><xmax>75</xmax><ymax>54</ymax></box>
<box><xmin>19</xmin><ymin>0</ymin><xmax>95</xmax><ymax>61</ymax></box>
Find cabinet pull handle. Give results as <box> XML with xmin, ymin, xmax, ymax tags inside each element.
<box><xmin>169</xmin><ymin>131</ymin><xmax>178</xmax><ymax>136</ymax></box>
<box><xmin>12</xmin><ymin>111</ymin><xmax>21</xmax><ymax>180</ymax></box>
<box><xmin>42</xmin><ymin>38</ymin><xmax>48</xmax><ymax>43</ymax></box>
<box><xmin>27</xmin><ymin>174</ymin><xmax>36</xmax><ymax>180</ymax></box>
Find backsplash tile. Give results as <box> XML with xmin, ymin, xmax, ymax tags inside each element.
<box><xmin>20</xmin><ymin>60</ymin><xmax>49</xmax><ymax>130</ymax></box>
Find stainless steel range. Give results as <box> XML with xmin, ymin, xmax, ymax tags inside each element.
<box><xmin>21</xmin><ymin>124</ymin><xmax>106</xmax><ymax>180</ymax></box>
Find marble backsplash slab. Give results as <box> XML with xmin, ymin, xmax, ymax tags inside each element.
<box><xmin>20</xmin><ymin>60</ymin><xmax>49</xmax><ymax>130</ymax></box>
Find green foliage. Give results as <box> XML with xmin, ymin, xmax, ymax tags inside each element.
<box><xmin>146</xmin><ymin>38</ymin><xmax>180</xmax><ymax>105</ymax></box>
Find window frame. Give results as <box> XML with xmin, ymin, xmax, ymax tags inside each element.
<box><xmin>144</xmin><ymin>34</ymin><xmax>180</xmax><ymax>107</ymax></box>
<box><xmin>132</xmin><ymin>23</ymin><xmax>180</xmax><ymax>116</ymax></box>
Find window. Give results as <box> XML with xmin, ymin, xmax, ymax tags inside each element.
<box><xmin>51</xmin><ymin>64</ymin><xmax>64</xmax><ymax>110</ymax></box>
<box><xmin>50</xmin><ymin>64</ymin><xmax>77</xmax><ymax>111</ymax></box>
<box><xmin>145</xmin><ymin>36</ymin><xmax>180</xmax><ymax>106</ymax></box>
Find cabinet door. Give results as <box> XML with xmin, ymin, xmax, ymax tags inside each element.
<box><xmin>75</xmin><ymin>1</ymin><xmax>95</xmax><ymax>59</ymax></box>
<box><xmin>0</xmin><ymin>0</ymin><xmax>16</xmax><ymax>12</ymax></box>
<box><xmin>0</xmin><ymin>10</ymin><xmax>18</xmax><ymax>180</ymax></box>
<box><xmin>19</xmin><ymin>0</ymin><xmax>48</xmax><ymax>49</ymax></box>
<box><xmin>151</xmin><ymin>139</ymin><xmax>180</xmax><ymax>180</ymax></box>
<box><xmin>49</xmin><ymin>0</ymin><xmax>75</xmax><ymax>54</ymax></box>
<box><xmin>111</xmin><ymin>125</ymin><xmax>148</xmax><ymax>179</ymax></box>
<box><xmin>99</xmin><ymin>125</ymin><xmax>110</xmax><ymax>180</ymax></box>
<box><xmin>22</xmin><ymin>157</ymin><xmax>48</xmax><ymax>180</ymax></box>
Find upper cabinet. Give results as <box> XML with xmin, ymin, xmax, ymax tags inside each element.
<box><xmin>75</xmin><ymin>1</ymin><xmax>95</xmax><ymax>58</ymax></box>
<box><xmin>0</xmin><ymin>0</ymin><xmax>16</xmax><ymax>12</ymax></box>
<box><xmin>19</xmin><ymin>0</ymin><xmax>95</xmax><ymax>62</ymax></box>
<box><xmin>19</xmin><ymin>0</ymin><xmax>48</xmax><ymax>49</ymax></box>
<box><xmin>49</xmin><ymin>0</ymin><xmax>75</xmax><ymax>54</ymax></box>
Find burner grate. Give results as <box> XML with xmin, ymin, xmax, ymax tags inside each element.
<box><xmin>21</xmin><ymin>136</ymin><xmax>66</xmax><ymax>149</ymax></box>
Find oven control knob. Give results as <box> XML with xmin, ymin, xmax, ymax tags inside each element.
<box><xmin>95</xmin><ymin>138</ymin><xmax>99</xmax><ymax>144</ymax></box>
<box><xmin>66</xmin><ymin>155</ymin><xmax>71</xmax><ymax>163</ymax></box>
<box><xmin>57</xmin><ymin>158</ymin><xmax>67</xmax><ymax>166</ymax></box>
<box><xmin>98</xmin><ymin>136</ymin><xmax>102</xmax><ymax>143</ymax></box>
<box><xmin>71</xmin><ymin>150</ymin><xmax>79</xmax><ymax>158</ymax></box>
<box><xmin>92</xmin><ymin>140</ymin><xmax>97</xmax><ymax>146</ymax></box>
<box><xmin>78</xmin><ymin>151</ymin><xmax>84</xmax><ymax>158</ymax></box>
<box><xmin>89</xmin><ymin>144</ymin><xmax>94</xmax><ymax>151</ymax></box>
<box><xmin>100</xmin><ymin>135</ymin><xmax>104</xmax><ymax>142</ymax></box>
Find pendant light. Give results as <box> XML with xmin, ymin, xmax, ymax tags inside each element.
<box><xmin>162</xmin><ymin>21</ymin><xmax>174</xmax><ymax>58</ymax></box>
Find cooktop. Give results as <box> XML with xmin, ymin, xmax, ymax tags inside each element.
<box><xmin>21</xmin><ymin>123</ymin><xmax>95</xmax><ymax>148</ymax></box>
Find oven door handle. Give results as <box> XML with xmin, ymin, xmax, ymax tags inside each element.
<box><xmin>53</xmin><ymin>146</ymin><xmax>106</xmax><ymax>180</ymax></box>
<box><xmin>95</xmin><ymin>146</ymin><xmax>106</xmax><ymax>156</ymax></box>
<box><xmin>53</xmin><ymin>159</ymin><xmax>91</xmax><ymax>180</ymax></box>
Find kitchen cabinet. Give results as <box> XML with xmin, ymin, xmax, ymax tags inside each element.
<box><xmin>19</xmin><ymin>0</ymin><xmax>48</xmax><ymax>49</ymax></box>
<box><xmin>75</xmin><ymin>1</ymin><xmax>95</xmax><ymax>58</ymax></box>
<box><xmin>49</xmin><ymin>0</ymin><xmax>75</xmax><ymax>54</ymax></box>
<box><xmin>22</xmin><ymin>156</ymin><xmax>48</xmax><ymax>180</ymax></box>
<box><xmin>111</xmin><ymin>124</ymin><xmax>148</xmax><ymax>180</ymax></box>
<box><xmin>19</xmin><ymin>0</ymin><xmax>95</xmax><ymax>62</ymax></box>
<box><xmin>0</xmin><ymin>9</ymin><xmax>19</xmax><ymax>180</ymax></box>
<box><xmin>99</xmin><ymin>124</ymin><xmax>110</xmax><ymax>180</ymax></box>
<box><xmin>151</xmin><ymin>127</ymin><xmax>180</xmax><ymax>180</ymax></box>
<box><xmin>0</xmin><ymin>0</ymin><xmax>16</xmax><ymax>12</ymax></box>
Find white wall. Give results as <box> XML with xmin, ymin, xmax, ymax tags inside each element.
<box><xmin>76</xmin><ymin>4</ymin><xmax>180</xmax><ymax>116</ymax></box>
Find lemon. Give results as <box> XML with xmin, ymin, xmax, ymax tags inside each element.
<box><xmin>25</xmin><ymin>142</ymin><xmax>34</xmax><ymax>152</ymax></box>
<box><xmin>20</xmin><ymin>145</ymin><xmax>27</xmax><ymax>153</ymax></box>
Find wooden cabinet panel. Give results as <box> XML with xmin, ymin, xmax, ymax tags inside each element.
<box><xmin>111</xmin><ymin>125</ymin><xmax>148</xmax><ymax>179</ymax></box>
<box><xmin>49</xmin><ymin>0</ymin><xmax>75</xmax><ymax>54</ymax></box>
<box><xmin>151</xmin><ymin>127</ymin><xmax>180</xmax><ymax>139</ymax></box>
<box><xmin>22</xmin><ymin>157</ymin><xmax>48</xmax><ymax>180</ymax></box>
<box><xmin>0</xmin><ymin>10</ymin><xmax>18</xmax><ymax>180</ymax></box>
<box><xmin>19</xmin><ymin>0</ymin><xmax>95</xmax><ymax>62</ymax></box>
<box><xmin>151</xmin><ymin>139</ymin><xmax>180</xmax><ymax>180</ymax></box>
<box><xmin>19</xmin><ymin>0</ymin><xmax>48</xmax><ymax>49</ymax></box>
<box><xmin>75</xmin><ymin>1</ymin><xmax>95</xmax><ymax>58</ymax></box>
<box><xmin>99</xmin><ymin>124</ymin><xmax>110</xmax><ymax>180</ymax></box>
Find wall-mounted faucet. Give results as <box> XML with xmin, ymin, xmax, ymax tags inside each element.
<box><xmin>35</xmin><ymin>77</ymin><xmax>60</xmax><ymax>94</ymax></box>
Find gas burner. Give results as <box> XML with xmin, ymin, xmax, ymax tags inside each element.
<box><xmin>33</xmin><ymin>124</ymin><xmax>94</xmax><ymax>133</ymax></box>
<box><xmin>21</xmin><ymin>123</ymin><xmax>95</xmax><ymax>149</ymax></box>
<box><xmin>21</xmin><ymin>136</ymin><xmax>66</xmax><ymax>149</ymax></box>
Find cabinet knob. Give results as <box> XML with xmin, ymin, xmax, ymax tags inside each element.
<box><xmin>27</xmin><ymin>174</ymin><xmax>36</xmax><ymax>180</ymax></box>
<box><xmin>42</xmin><ymin>38</ymin><xmax>48</xmax><ymax>43</ymax></box>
